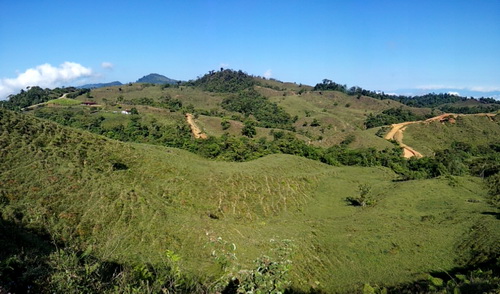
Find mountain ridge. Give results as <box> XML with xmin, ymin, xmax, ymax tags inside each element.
<box><xmin>78</xmin><ymin>81</ymin><xmax>123</xmax><ymax>89</ymax></box>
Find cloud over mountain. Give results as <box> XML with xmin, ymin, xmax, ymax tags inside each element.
<box><xmin>101</xmin><ymin>62</ymin><xmax>114</xmax><ymax>69</ymax></box>
<box><xmin>0</xmin><ymin>62</ymin><xmax>92</xmax><ymax>99</ymax></box>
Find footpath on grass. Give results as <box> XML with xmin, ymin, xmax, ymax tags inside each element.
<box><xmin>385</xmin><ymin>113</ymin><xmax>496</xmax><ymax>158</ymax></box>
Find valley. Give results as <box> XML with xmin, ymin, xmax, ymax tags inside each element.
<box><xmin>0</xmin><ymin>70</ymin><xmax>499</xmax><ymax>293</ymax></box>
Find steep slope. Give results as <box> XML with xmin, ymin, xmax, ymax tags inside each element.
<box><xmin>1</xmin><ymin>109</ymin><xmax>499</xmax><ymax>292</ymax></box>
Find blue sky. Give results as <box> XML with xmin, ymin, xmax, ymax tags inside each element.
<box><xmin>1</xmin><ymin>0</ymin><xmax>499</xmax><ymax>99</ymax></box>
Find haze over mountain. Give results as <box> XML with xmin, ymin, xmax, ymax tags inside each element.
<box><xmin>78</xmin><ymin>81</ymin><xmax>123</xmax><ymax>89</ymax></box>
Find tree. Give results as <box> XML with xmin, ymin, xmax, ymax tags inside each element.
<box><xmin>242</xmin><ymin>120</ymin><xmax>256</xmax><ymax>138</ymax></box>
<box><xmin>221</xmin><ymin>119</ymin><xmax>231</xmax><ymax>130</ymax></box>
<box><xmin>310</xmin><ymin>118</ymin><xmax>320</xmax><ymax>127</ymax></box>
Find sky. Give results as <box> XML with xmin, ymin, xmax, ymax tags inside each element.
<box><xmin>1</xmin><ymin>0</ymin><xmax>499</xmax><ymax>99</ymax></box>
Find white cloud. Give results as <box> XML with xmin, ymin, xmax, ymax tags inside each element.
<box><xmin>0</xmin><ymin>62</ymin><xmax>92</xmax><ymax>99</ymax></box>
<box><xmin>469</xmin><ymin>86</ymin><xmax>500</xmax><ymax>92</ymax></box>
<box><xmin>264</xmin><ymin>69</ymin><xmax>272</xmax><ymax>79</ymax></box>
<box><xmin>101</xmin><ymin>62</ymin><xmax>114</xmax><ymax>69</ymax></box>
<box><xmin>448</xmin><ymin>91</ymin><xmax>460</xmax><ymax>96</ymax></box>
<box><xmin>416</xmin><ymin>85</ymin><xmax>500</xmax><ymax>93</ymax></box>
<box><xmin>416</xmin><ymin>85</ymin><xmax>456</xmax><ymax>90</ymax></box>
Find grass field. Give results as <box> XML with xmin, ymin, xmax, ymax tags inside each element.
<box><xmin>1</xmin><ymin>109</ymin><xmax>499</xmax><ymax>292</ymax></box>
<box><xmin>46</xmin><ymin>97</ymin><xmax>83</xmax><ymax>106</ymax></box>
<box><xmin>403</xmin><ymin>115</ymin><xmax>500</xmax><ymax>156</ymax></box>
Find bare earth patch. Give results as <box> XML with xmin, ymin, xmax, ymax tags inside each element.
<box><xmin>186</xmin><ymin>113</ymin><xmax>208</xmax><ymax>139</ymax></box>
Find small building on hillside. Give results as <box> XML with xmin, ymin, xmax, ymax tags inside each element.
<box><xmin>82</xmin><ymin>101</ymin><xmax>97</xmax><ymax>106</ymax></box>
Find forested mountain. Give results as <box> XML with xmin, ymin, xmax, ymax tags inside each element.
<box><xmin>136</xmin><ymin>73</ymin><xmax>178</xmax><ymax>84</ymax></box>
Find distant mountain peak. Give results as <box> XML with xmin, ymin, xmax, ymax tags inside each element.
<box><xmin>136</xmin><ymin>73</ymin><xmax>177</xmax><ymax>84</ymax></box>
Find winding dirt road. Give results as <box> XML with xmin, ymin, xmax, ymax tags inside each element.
<box><xmin>384</xmin><ymin>113</ymin><xmax>496</xmax><ymax>159</ymax></box>
<box><xmin>384</xmin><ymin>121</ymin><xmax>423</xmax><ymax>158</ymax></box>
<box><xmin>185</xmin><ymin>113</ymin><xmax>208</xmax><ymax>139</ymax></box>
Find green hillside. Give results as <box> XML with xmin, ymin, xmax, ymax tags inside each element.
<box><xmin>403</xmin><ymin>115</ymin><xmax>500</xmax><ymax>156</ymax></box>
<box><xmin>1</xmin><ymin>70</ymin><xmax>500</xmax><ymax>293</ymax></box>
<box><xmin>8</xmin><ymin>70</ymin><xmax>498</xmax><ymax>152</ymax></box>
<box><xmin>1</xmin><ymin>108</ymin><xmax>499</xmax><ymax>293</ymax></box>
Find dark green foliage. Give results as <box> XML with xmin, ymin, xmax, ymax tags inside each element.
<box><xmin>486</xmin><ymin>173</ymin><xmax>500</xmax><ymax>207</ymax></box>
<box><xmin>130</xmin><ymin>107</ymin><xmax>139</xmax><ymax>115</ymax></box>
<box><xmin>186</xmin><ymin>69</ymin><xmax>255</xmax><ymax>93</ymax></box>
<box><xmin>221</xmin><ymin>89</ymin><xmax>293</xmax><ymax>129</ymax></box>
<box><xmin>241</xmin><ymin>120</ymin><xmax>256</xmax><ymax>137</ymax></box>
<box><xmin>439</xmin><ymin>104</ymin><xmax>500</xmax><ymax>114</ymax></box>
<box><xmin>66</xmin><ymin>88</ymin><xmax>91</xmax><ymax>98</ymax></box>
<box><xmin>313</xmin><ymin>79</ymin><xmax>347</xmax><ymax>92</ymax></box>
<box><xmin>365</xmin><ymin>107</ymin><xmax>425</xmax><ymax>128</ymax></box>
<box><xmin>0</xmin><ymin>86</ymin><xmax>81</xmax><ymax>110</ymax></box>
<box><xmin>112</xmin><ymin>162</ymin><xmax>129</xmax><ymax>170</ymax></box>
<box><xmin>314</xmin><ymin>79</ymin><xmax>500</xmax><ymax>112</ymax></box>
<box><xmin>221</xmin><ymin>119</ymin><xmax>231</xmax><ymax>130</ymax></box>
<box><xmin>375</xmin><ymin>126</ymin><xmax>390</xmax><ymax>138</ymax></box>
<box><xmin>310</xmin><ymin>118</ymin><xmax>320</xmax><ymax>127</ymax></box>
<box><xmin>340</xmin><ymin>134</ymin><xmax>356</xmax><ymax>146</ymax></box>
<box><xmin>160</xmin><ymin>95</ymin><xmax>183</xmax><ymax>111</ymax></box>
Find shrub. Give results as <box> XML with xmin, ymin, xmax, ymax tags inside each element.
<box><xmin>346</xmin><ymin>184</ymin><xmax>376</xmax><ymax>207</ymax></box>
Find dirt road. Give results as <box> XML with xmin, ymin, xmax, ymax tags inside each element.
<box><xmin>384</xmin><ymin>121</ymin><xmax>423</xmax><ymax>158</ymax></box>
<box><xmin>384</xmin><ymin>113</ymin><xmax>496</xmax><ymax>159</ymax></box>
<box><xmin>23</xmin><ymin>93</ymin><xmax>69</xmax><ymax>110</ymax></box>
<box><xmin>185</xmin><ymin>113</ymin><xmax>208</xmax><ymax>139</ymax></box>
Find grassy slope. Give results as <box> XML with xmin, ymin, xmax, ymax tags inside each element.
<box><xmin>403</xmin><ymin>115</ymin><xmax>500</xmax><ymax>156</ymax></box>
<box><xmin>65</xmin><ymin>82</ymin><xmax>429</xmax><ymax>149</ymax></box>
<box><xmin>1</xmin><ymin>109</ymin><xmax>499</xmax><ymax>292</ymax></box>
<box><xmin>265</xmin><ymin>89</ymin><xmax>433</xmax><ymax>147</ymax></box>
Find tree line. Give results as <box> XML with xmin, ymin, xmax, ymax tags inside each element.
<box><xmin>314</xmin><ymin>79</ymin><xmax>500</xmax><ymax>113</ymax></box>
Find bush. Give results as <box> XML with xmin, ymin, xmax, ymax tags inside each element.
<box><xmin>346</xmin><ymin>184</ymin><xmax>376</xmax><ymax>207</ymax></box>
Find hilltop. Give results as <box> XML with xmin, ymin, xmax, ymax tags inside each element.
<box><xmin>136</xmin><ymin>73</ymin><xmax>178</xmax><ymax>84</ymax></box>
